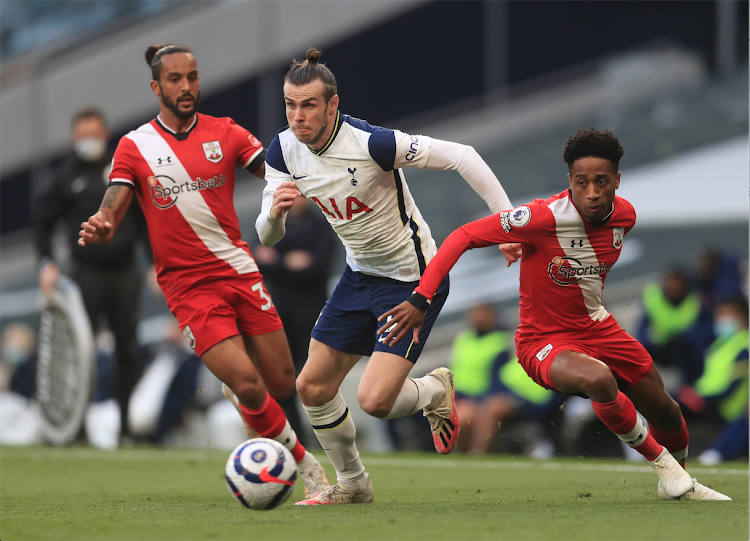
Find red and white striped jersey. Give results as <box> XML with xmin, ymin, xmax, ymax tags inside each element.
<box><xmin>416</xmin><ymin>189</ymin><xmax>636</xmax><ymax>340</ymax></box>
<box><xmin>109</xmin><ymin>114</ymin><xmax>264</xmax><ymax>298</ymax></box>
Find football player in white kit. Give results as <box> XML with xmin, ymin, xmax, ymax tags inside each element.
<box><xmin>256</xmin><ymin>48</ymin><xmax>516</xmax><ymax>505</ymax></box>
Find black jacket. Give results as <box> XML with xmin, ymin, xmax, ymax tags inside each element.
<box><xmin>34</xmin><ymin>153</ymin><xmax>151</xmax><ymax>270</ymax></box>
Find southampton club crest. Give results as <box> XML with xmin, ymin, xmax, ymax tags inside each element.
<box><xmin>202</xmin><ymin>140</ymin><xmax>223</xmax><ymax>163</ymax></box>
<box><xmin>612</xmin><ymin>227</ymin><xmax>624</xmax><ymax>249</ymax></box>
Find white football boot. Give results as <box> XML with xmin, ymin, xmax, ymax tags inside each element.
<box><xmin>651</xmin><ymin>448</ymin><xmax>694</xmax><ymax>498</ymax></box>
<box><xmin>299</xmin><ymin>459</ymin><xmax>331</xmax><ymax>499</ymax></box>
<box><xmin>658</xmin><ymin>478</ymin><xmax>732</xmax><ymax>500</ymax></box>
<box><xmin>221</xmin><ymin>383</ymin><xmax>259</xmax><ymax>439</ymax></box>
<box><xmin>295</xmin><ymin>473</ymin><xmax>373</xmax><ymax>505</ymax></box>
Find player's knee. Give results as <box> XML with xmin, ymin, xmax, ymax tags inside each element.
<box><xmin>296</xmin><ymin>373</ymin><xmax>336</xmax><ymax>406</ymax></box>
<box><xmin>650</xmin><ymin>394</ymin><xmax>683</xmax><ymax>430</ymax></box>
<box><xmin>264</xmin><ymin>376</ymin><xmax>295</xmax><ymax>399</ymax></box>
<box><xmin>357</xmin><ymin>391</ymin><xmax>392</xmax><ymax>419</ymax></box>
<box><xmin>229</xmin><ymin>373</ymin><xmax>265</xmax><ymax>405</ymax></box>
<box><xmin>578</xmin><ymin>365</ymin><xmax>617</xmax><ymax>400</ymax></box>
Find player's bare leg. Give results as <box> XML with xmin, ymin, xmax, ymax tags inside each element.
<box><xmin>455</xmin><ymin>399</ymin><xmax>478</xmax><ymax>453</ymax></box>
<box><xmin>202</xmin><ymin>333</ymin><xmax>329</xmax><ymax>498</ymax></box>
<box><xmin>296</xmin><ymin>338</ymin><xmax>371</xmax><ymax>505</ymax></box>
<box><xmin>360</xmin><ymin>351</ymin><xmax>459</xmax><ymax>454</ymax></box>
<box><xmin>466</xmin><ymin>395</ymin><xmax>514</xmax><ymax>454</ymax></box>
<box><xmin>626</xmin><ymin>365</ymin><xmax>731</xmax><ymax>500</ymax></box>
<box><xmin>549</xmin><ymin>351</ymin><xmax>693</xmax><ymax>499</ymax></box>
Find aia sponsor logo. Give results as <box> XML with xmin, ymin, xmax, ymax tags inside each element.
<box><xmin>547</xmin><ymin>255</ymin><xmax>612</xmax><ymax>286</ymax></box>
<box><xmin>311</xmin><ymin>196</ymin><xmax>372</xmax><ymax>220</ymax></box>
<box><xmin>148</xmin><ymin>174</ymin><xmax>226</xmax><ymax>210</ymax></box>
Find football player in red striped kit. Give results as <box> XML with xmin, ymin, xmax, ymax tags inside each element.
<box><xmin>379</xmin><ymin>128</ymin><xmax>731</xmax><ymax>501</ymax></box>
<box><xmin>78</xmin><ymin>44</ymin><xmax>329</xmax><ymax>499</ymax></box>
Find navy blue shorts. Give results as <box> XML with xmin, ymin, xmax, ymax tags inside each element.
<box><xmin>311</xmin><ymin>266</ymin><xmax>450</xmax><ymax>363</ymax></box>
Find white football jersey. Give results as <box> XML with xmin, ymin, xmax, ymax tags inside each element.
<box><xmin>262</xmin><ymin>112</ymin><xmax>438</xmax><ymax>282</ymax></box>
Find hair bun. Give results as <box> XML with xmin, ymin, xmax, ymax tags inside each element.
<box><xmin>305</xmin><ymin>48</ymin><xmax>321</xmax><ymax>64</ymax></box>
<box><xmin>145</xmin><ymin>44</ymin><xmax>169</xmax><ymax>66</ymax></box>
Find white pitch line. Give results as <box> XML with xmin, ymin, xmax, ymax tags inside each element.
<box><xmin>1</xmin><ymin>449</ymin><xmax>747</xmax><ymax>476</ymax></box>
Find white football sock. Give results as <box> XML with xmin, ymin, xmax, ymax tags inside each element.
<box><xmin>273</xmin><ymin>419</ymin><xmax>298</xmax><ymax>453</ymax></box>
<box><xmin>383</xmin><ymin>374</ymin><xmax>444</xmax><ymax>419</ymax></box>
<box><xmin>303</xmin><ymin>391</ymin><xmax>366</xmax><ymax>490</ymax></box>
<box><xmin>297</xmin><ymin>450</ymin><xmax>318</xmax><ymax>473</ymax></box>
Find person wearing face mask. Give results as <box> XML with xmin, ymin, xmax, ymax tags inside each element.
<box><xmin>676</xmin><ymin>296</ymin><xmax>749</xmax><ymax>465</ymax></box>
<box><xmin>33</xmin><ymin>108</ymin><xmax>153</xmax><ymax>445</ymax></box>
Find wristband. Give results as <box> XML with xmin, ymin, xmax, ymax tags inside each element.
<box><xmin>407</xmin><ymin>291</ymin><xmax>431</xmax><ymax>313</ymax></box>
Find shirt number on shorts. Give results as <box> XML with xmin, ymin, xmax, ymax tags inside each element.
<box><xmin>251</xmin><ymin>282</ymin><xmax>273</xmax><ymax>311</ymax></box>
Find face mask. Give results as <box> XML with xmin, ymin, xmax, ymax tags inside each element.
<box><xmin>2</xmin><ymin>344</ymin><xmax>29</xmax><ymax>365</ymax></box>
<box><xmin>74</xmin><ymin>137</ymin><xmax>107</xmax><ymax>162</ymax></box>
<box><xmin>714</xmin><ymin>316</ymin><xmax>740</xmax><ymax>339</ymax></box>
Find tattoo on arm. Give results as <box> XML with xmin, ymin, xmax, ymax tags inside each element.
<box><xmin>101</xmin><ymin>186</ymin><xmax>123</xmax><ymax>210</ymax></box>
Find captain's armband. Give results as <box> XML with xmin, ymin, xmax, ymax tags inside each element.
<box><xmin>407</xmin><ymin>291</ymin><xmax>432</xmax><ymax>313</ymax></box>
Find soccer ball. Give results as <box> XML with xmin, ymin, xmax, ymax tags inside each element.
<box><xmin>225</xmin><ymin>438</ymin><xmax>297</xmax><ymax>510</ymax></box>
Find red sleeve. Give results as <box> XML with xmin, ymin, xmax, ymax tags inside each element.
<box><xmin>618</xmin><ymin>196</ymin><xmax>636</xmax><ymax>235</ymax></box>
<box><xmin>416</xmin><ymin>203</ymin><xmax>553</xmax><ymax>300</ymax></box>
<box><xmin>108</xmin><ymin>136</ymin><xmax>140</xmax><ymax>188</ymax></box>
<box><xmin>226</xmin><ymin>118</ymin><xmax>264</xmax><ymax>168</ymax></box>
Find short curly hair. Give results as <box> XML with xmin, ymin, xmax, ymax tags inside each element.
<box><xmin>563</xmin><ymin>127</ymin><xmax>624</xmax><ymax>172</ymax></box>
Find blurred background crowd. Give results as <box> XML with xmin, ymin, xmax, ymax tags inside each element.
<box><xmin>0</xmin><ymin>1</ymin><xmax>747</xmax><ymax>464</ymax></box>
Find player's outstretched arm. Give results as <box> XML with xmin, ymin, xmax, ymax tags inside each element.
<box><xmin>412</xmin><ymin>138</ymin><xmax>513</xmax><ymax>214</ymax></box>
<box><xmin>78</xmin><ymin>185</ymin><xmax>133</xmax><ymax>246</ymax></box>
<box><xmin>400</xmin><ymin>136</ymin><xmax>522</xmax><ymax>265</ymax></box>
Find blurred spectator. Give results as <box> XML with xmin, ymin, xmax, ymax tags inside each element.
<box><xmin>451</xmin><ymin>304</ymin><xmax>560</xmax><ymax>456</ymax></box>
<box><xmin>252</xmin><ymin>196</ymin><xmax>336</xmax><ymax>443</ymax></box>
<box><xmin>638</xmin><ymin>267</ymin><xmax>707</xmax><ymax>384</ymax></box>
<box><xmin>129</xmin><ymin>320</ymin><xmax>202</xmax><ymax>443</ymax></box>
<box><xmin>128</xmin><ymin>319</ymin><xmax>247</xmax><ymax>448</ymax></box>
<box><xmin>0</xmin><ymin>322</ymin><xmax>37</xmax><ymax>398</ymax></box>
<box><xmin>677</xmin><ymin>297</ymin><xmax>749</xmax><ymax>465</ymax></box>
<box><xmin>34</xmin><ymin>108</ymin><xmax>153</xmax><ymax>443</ymax></box>
<box><xmin>694</xmin><ymin>249</ymin><xmax>745</xmax><ymax>314</ymax></box>
<box><xmin>0</xmin><ymin>323</ymin><xmax>42</xmax><ymax>445</ymax></box>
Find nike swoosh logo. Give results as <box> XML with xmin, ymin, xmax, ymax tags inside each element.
<box><xmin>292</xmin><ymin>175</ymin><xmax>308</xmax><ymax>180</ymax></box>
<box><xmin>258</xmin><ymin>466</ymin><xmax>294</xmax><ymax>486</ymax></box>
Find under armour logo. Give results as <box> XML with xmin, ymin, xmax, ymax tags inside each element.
<box><xmin>571</xmin><ymin>239</ymin><xmax>583</xmax><ymax>248</ymax></box>
<box><xmin>625</xmin><ymin>432</ymin><xmax>644</xmax><ymax>445</ymax></box>
<box><xmin>348</xmin><ymin>166</ymin><xmax>358</xmax><ymax>186</ymax></box>
<box><xmin>157</xmin><ymin>156</ymin><xmax>172</xmax><ymax>166</ymax></box>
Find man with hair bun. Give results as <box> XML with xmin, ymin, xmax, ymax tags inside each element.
<box><xmin>381</xmin><ymin>127</ymin><xmax>731</xmax><ymax>501</ymax></box>
<box><xmin>258</xmin><ymin>48</ymin><xmax>517</xmax><ymax>505</ymax></box>
<box><xmin>78</xmin><ymin>44</ymin><xmax>330</xmax><ymax>499</ymax></box>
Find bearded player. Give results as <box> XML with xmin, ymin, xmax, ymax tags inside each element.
<box><xmin>379</xmin><ymin>128</ymin><xmax>731</xmax><ymax>501</ymax></box>
<box><xmin>78</xmin><ymin>44</ymin><xmax>329</xmax><ymax>499</ymax></box>
<box><xmin>257</xmin><ymin>48</ymin><xmax>516</xmax><ymax>505</ymax></box>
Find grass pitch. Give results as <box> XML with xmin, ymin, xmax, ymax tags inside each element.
<box><xmin>1</xmin><ymin>446</ymin><xmax>747</xmax><ymax>541</ymax></box>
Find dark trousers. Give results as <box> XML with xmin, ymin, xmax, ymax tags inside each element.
<box><xmin>74</xmin><ymin>263</ymin><xmax>142</xmax><ymax>436</ymax></box>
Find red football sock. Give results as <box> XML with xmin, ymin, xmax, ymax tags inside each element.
<box><xmin>239</xmin><ymin>391</ymin><xmax>306</xmax><ymax>463</ymax></box>
<box><xmin>592</xmin><ymin>392</ymin><xmax>664</xmax><ymax>462</ymax></box>
<box><xmin>649</xmin><ymin>416</ymin><xmax>689</xmax><ymax>468</ymax></box>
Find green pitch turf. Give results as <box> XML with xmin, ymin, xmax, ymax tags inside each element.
<box><xmin>1</xmin><ymin>446</ymin><xmax>747</xmax><ymax>541</ymax></box>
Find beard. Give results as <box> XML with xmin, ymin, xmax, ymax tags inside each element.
<box><xmin>295</xmin><ymin>117</ymin><xmax>329</xmax><ymax>148</ymax></box>
<box><xmin>161</xmin><ymin>88</ymin><xmax>201</xmax><ymax>119</ymax></box>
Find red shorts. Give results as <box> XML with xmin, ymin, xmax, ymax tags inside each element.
<box><xmin>166</xmin><ymin>273</ymin><xmax>283</xmax><ymax>357</ymax></box>
<box><xmin>516</xmin><ymin>317</ymin><xmax>653</xmax><ymax>392</ymax></box>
